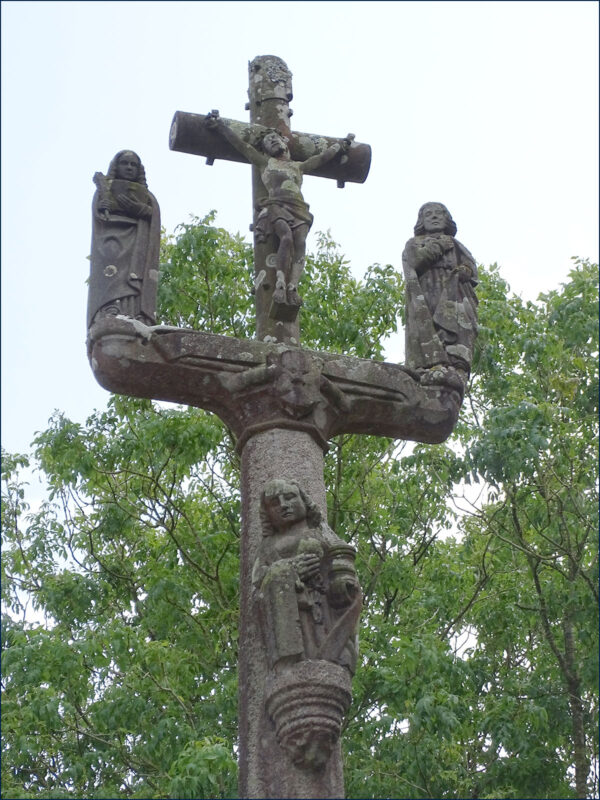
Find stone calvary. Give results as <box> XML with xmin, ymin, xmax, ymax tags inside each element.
<box><xmin>87</xmin><ymin>55</ymin><xmax>477</xmax><ymax>799</ymax></box>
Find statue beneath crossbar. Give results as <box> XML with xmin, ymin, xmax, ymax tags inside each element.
<box><xmin>253</xmin><ymin>478</ymin><xmax>361</xmax><ymax>771</ymax></box>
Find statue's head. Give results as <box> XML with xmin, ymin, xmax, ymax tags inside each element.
<box><xmin>414</xmin><ymin>202</ymin><xmax>457</xmax><ymax>236</ymax></box>
<box><xmin>261</xmin><ymin>130</ymin><xmax>290</xmax><ymax>158</ymax></box>
<box><xmin>260</xmin><ymin>479</ymin><xmax>322</xmax><ymax>534</ymax></box>
<box><xmin>107</xmin><ymin>150</ymin><xmax>147</xmax><ymax>186</ymax></box>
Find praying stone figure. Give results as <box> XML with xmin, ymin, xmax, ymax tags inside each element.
<box><xmin>88</xmin><ymin>150</ymin><xmax>160</xmax><ymax>328</ymax></box>
<box><xmin>402</xmin><ymin>202</ymin><xmax>478</xmax><ymax>387</ymax></box>
<box><xmin>206</xmin><ymin>111</ymin><xmax>349</xmax><ymax>316</ymax></box>
<box><xmin>253</xmin><ymin>478</ymin><xmax>361</xmax><ymax>771</ymax></box>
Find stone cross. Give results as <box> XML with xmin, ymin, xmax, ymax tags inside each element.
<box><xmin>169</xmin><ymin>55</ymin><xmax>371</xmax><ymax>346</ymax></box>
<box><xmin>87</xmin><ymin>56</ymin><xmax>476</xmax><ymax>799</ymax></box>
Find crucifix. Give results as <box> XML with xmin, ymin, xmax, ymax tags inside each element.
<box><xmin>169</xmin><ymin>55</ymin><xmax>370</xmax><ymax>346</ymax></box>
<box><xmin>87</xmin><ymin>56</ymin><xmax>476</xmax><ymax>799</ymax></box>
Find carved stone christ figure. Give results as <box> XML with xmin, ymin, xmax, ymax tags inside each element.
<box><xmin>402</xmin><ymin>202</ymin><xmax>478</xmax><ymax>379</ymax></box>
<box><xmin>206</xmin><ymin>112</ymin><xmax>347</xmax><ymax>309</ymax></box>
<box><xmin>252</xmin><ymin>479</ymin><xmax>361</xmax><ymax>675</ymax></box>
<box><xmin>88</xmin><ymin>150</ymin><xmax>160</xmax><ymax>328</ymax></box>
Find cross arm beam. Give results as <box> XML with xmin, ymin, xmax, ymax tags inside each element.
<box><xmin>169</xmin><ymin>111</ymin><xmax>371</xmax><ymax>185</ymax></box>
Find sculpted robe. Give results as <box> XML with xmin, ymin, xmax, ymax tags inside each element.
<box><xmin>402</xmin><ymin>233</ymin><xmax>478</xmax><ymax>372</ymax></box>
<box><xmin>88</xmin><ymin>178</ymin><xmax>160</xmax><ymax>327</ymax></box>
<box><xmin>252</xmin><ymin>523</ymin><xmax>361</xmax><ymax>674</ymax></box>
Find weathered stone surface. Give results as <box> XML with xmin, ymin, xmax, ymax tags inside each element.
<box><xmin>88</xmin><ymin>151</ymin><xmax>160</xmax><ymax>328</ymax></box>
<box><xmin>206</xmin><ymin>110</ymin><xmax>348</xmax><ymax>320</ymax></box>
<box><xmin>87</xmin><ymin>316</ymin><xmax>465</xmax><ymax>450</ymax></box>
<box><xmin>265</xmin><ymin>660</ymin><xmax>352</xmax><ymax>771</ymax></box>
<box><xmin>169</xmin><ymin>112</ymin><xmax>371</xmax><ymax>185</ymax></box>
<box><xmin>402</xmin><ymin>202</ymin><xmax>478</xmax><ymax>381</ymax></box>
<box><xmin>169</xmin><ymin>55</ymin><xmax>371</xmax><ymax>345</ymax></box>
<box><xmin>254</xmin><ymin>479</ymin><xmax>361</xmax><ymax>673</ymax></box>
<box><xmin>238</xmin><ymin>430</ymin><xmax>346</xmax><ymax>799</ymax></box>
<box><xmin>88</xmin><ymin>60</ymin><xmax>477</xmax><ymax>800</ymax></box>
<box><xmin>249</xmin><ymin>478</ymin><xmax>361</xmax><ymax>777</ymax></box>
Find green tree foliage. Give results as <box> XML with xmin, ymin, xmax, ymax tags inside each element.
<box><xmin>343</xmin><ymin>261</ymin><xmax>598</xmax><ymax>800</ymax></box>
<box><xmin>2</xmin><ymin>213</ymin><xmax>597</xmax><ymax>799</ymax></box>
<box><xmin>454</xmin><ymin>260</ymin><xmax>599</xmax><ymax>799</ymax></box>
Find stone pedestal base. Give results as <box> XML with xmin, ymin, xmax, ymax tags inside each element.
<box><xmin>265</xmin><ymin>660</ymin><xmax>352</xmax><ymax>772</ymax></box>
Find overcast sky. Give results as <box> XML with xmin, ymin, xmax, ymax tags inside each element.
<box><xmin>2</xmin><ymin>0</ymin><xmax>598</xmax><ymax>459</ymax></box>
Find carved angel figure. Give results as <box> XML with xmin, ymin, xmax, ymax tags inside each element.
<box><xmin>252</xmin><ymin>479</ymin><xmax>361</xmax><ymax>675</ymax></box>
<box><xmin>402</xmin><ymin>202</ymin><xmax>478</xmax><ymax>378</ymax></box>
<box><xmin>88</xmin><ymin>150</ymin><xmax>160</xmax><ymax>328</ymax></box>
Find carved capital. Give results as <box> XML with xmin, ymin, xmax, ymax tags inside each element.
<box><xmin>265</xmin><ymin>661</ymin><xmax>352</xmax><ymax>771</ymax></box>
<box><xmin>248</xmin><ymin>55</ymin><xmax>293</xmax><ymax>107</ymax></box>
<box><xmin>221</xmin><ymin>348</ymin><xmax>349</xmax><ymax>452</ymax></box>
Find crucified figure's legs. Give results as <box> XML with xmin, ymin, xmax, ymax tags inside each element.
<box><xmin>272</xmin><ymin>218</ymin><xmax>293</xmax><ymax>304</ymax></box>
<box><xmin>271</xmin><ymin>220</ymin><xmax>309</xmax><ymax>307</ymax></box>
<box><xmin>287</xmin><ymin>224</ymin><xmax>309</xmax><ymax>306</ymax></box>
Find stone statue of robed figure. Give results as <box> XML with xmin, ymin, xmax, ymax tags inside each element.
<box><xmin>253</xmin><ymin>478</ymin><xmax>361</xmax><ymax>675</ymax></box>
<box><xmin>88</xmin><ymin>150</ymin><xmax>160</xmax><ymax>328</ymax></box>
<box><xmin>253</xmin><ymin>478</ymin><xmax>361</xmax><ymax>772</ymax></box>
<box><xmin>402</xmin><ymin>202</ymin><xmax>478</xmax><ymax>388</ymax></box>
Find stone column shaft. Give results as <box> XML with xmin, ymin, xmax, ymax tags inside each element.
<box><xmin>238</xmin><ymin>429</ymin><xmax>345</xmax><ymax>799</ymax></box>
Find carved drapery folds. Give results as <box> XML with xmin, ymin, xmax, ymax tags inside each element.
<box><xmin>402</xmin><ymin>202</ymin><xmax>478</xmax><ymax>393</ymax></box>
<box><xmin>88</xmin><ymin>151</ymin><xmax>160</xmax><ymax>329</ymax></box>
<box><xmin>253</xmin><ymin>478</ymin><xmax>361</xmax><ymax>770</ymax></box>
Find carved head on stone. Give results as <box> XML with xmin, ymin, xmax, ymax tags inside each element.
<box><xmin>286</xmin><ymin>729</ymin><xmax>335</xmax><ymax>771</ymax></box>
<box><xmin>261</xmin><ymin>130</ymin><xmax>290</xmax><ymax>158</ymax></box>
<box><xmin>260</xmin><ymin>479</ymin><xmax>322</xmax><ymax>535</ymax></box>
<box><xmin>269</xmin><ymin>350</ymin><xmax>323</xmax><ymax>419</ymax></box>
<box><xmin>107</xmin><ymin>150</ymin><xmax>147</xmax><ymax>186</ymax></box>
<box><xmin>414</xmin><ymin>202</ymin><xmax>457</xmax><ymax>236</ymax></box>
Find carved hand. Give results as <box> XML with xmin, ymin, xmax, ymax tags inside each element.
<box><xmin>205</xmin><ymin>109</ymin><xmax>221</xmax><ymax>129</ymax></box>
<box><xmin>410</xmin><ymin>240</ymin><xmax>444</xmax><ymax>271</ymax></box>
<box><xmin>97</xmin><ymin>198</ymin><xmax>112</xmax><ymax>215</ymax></box>
<box><xmin>117</xmin><ymin>194</ymin><xmax>151</xmax><ymax>219</ymax></box>
<box><xmin>293</xmin><ymin>552</ymin><xmax>321</xmax><ymax>582</ymax></box>
<box><xmin>421</xmin><ymin>238</ymin><xmax>445</xmax><ymax>258</ymax></box>
<box><xmin>456</xmin><ymin>264</ymin><xmax>474</xmax><ymax>282</ymax></box>
<box><xmin>340</xmin><ymin>134</ymin><xmax>354</xmax><ymax>155</ymax></box>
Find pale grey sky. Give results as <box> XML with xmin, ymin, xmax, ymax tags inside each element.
<box><xmin>2</xmin><ymin>1</ymin><xmax>598</xmax><ymax>457</ymax></box>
